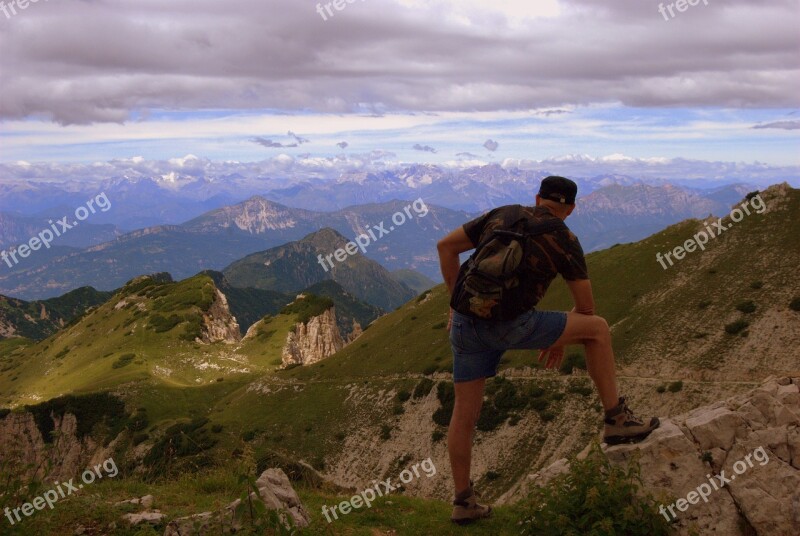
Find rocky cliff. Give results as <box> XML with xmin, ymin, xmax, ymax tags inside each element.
<box><xmin>0</xmin><ymin>411</ymin><xmax>119</xmax><ymax>483</ymax></box>
<box><xmin>198</xmin><ymin>288</ymin><xmax>241</xmax><ymax>344</ymax></box>
<box><xmin>525</xmin><ymin>376</ymin><xmax>800</xmax><ymax>536</ymax></box>
<box><xmin>281</xmin><ymin>306</ymin><xmax>345</xmax><ymax>367</ymax></box>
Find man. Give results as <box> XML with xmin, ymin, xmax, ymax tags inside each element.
<box><xmin>436</xmin><ymin>176</ymin><xmax>660</xmax><ymax>525</ymax></box>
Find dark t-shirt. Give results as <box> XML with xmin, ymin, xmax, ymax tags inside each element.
<box><xmin>462</xmin><ymin>204</ymin><xmax>588</xmax><ymax>309</ymax></box>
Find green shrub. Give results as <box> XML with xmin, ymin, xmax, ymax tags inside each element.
<box><xmin>700</xmin><ymin>451</ymin><xmax>713</xmax><ymax>464</ymax></box>
<box><xmin>241</xmin><ymin>429</ymin><xmax>259</xmax><ymax>442</ymax></box>
<box><xmin>255</xmin><ymin>451</ymin><xmax>322</xmax><ymax>487</ymax></box>
<box><xmin>724</xmin><ymin>320</ymin><xmax>749</xmax><ymax>335</ymax></box>
<box><xmin>559</xmin><ymin>353</ymin><xmax>587</xmax><ymax>375</ymax></box>
<box><xmin>494</xmin><ymin>382</ymin><xmax>524</xmax><ymax>411</ymax></box>
<box><xmin>0</xmin><ymin>408</ymin><xmax>10</xmax><ymax>419</ymax></box>
<box><xmin>697</xmin><ymin>300</ymin><xmax>712</xmax><ymax>309</ymax></box>
<box><xmin>112</xmin><ymin>353</ymin><xmax>136</xmax><ymax>369</ymax></box>
<box><xmin>530</xmin><ymin>398</ymin><xmax>549</xmax><ymax>411</ymax></box>
<box><xmin>127</xmin><ymin>408</ymin><xmax>149</xmax><ymax>432</ymax></box>
<box><xmin>422</xmin><ymin>364</ymin><xmax>438</xmax><ymax>376</ymax></box>
<box><xmin>413</xmin><ymin>378</ymin><xmax>435</xmax><ymax>399</ymax></box>
<box><xmin>736</xmin><ymin>300</ymin><xmax>756</xmax><ymax>314</ymax></box>
<box><xmin>568</xmin><ymin>383</ymin><xmax>593</xmax><ymax>397</ymax></box>
<box><xmin>527</xmin><ymin>385</ymin><xmax>546</xmax><ymax>399</ymax></box>
<box><xmin>280</xmin><ymin>294</ymin><xmax>334</xmax><ymax>324</ymax></box>
<box><xmin>396</xmin><ymin>390</ymin><xmax>411</xmax><ymax>403</ymax></box>
<box><xmin>392</xmin><ymin>404</ymin><xmax>405</xmax><ymax>415</ymax></box>
<box><xmin>668</xmin><ymin>381</ymin><xmax>683</xmax><ymax>393</ymax></box>
<box><xmin>148</xmin><ymin>313</ymin><xmax>184</xmax><ymax>333</ymax></box>
<box><xmin>143</xmin><ymin>418</ymin><xmax>216</xmax><ymax>477</ymax></box>
<box><xmin>485</xmin><ymin>470</ymin><xmax>501</xmax><ymax>481</ymax></box>
<box><xmin>432</xmin><ymin>382</ymin><xmax>455</xmax><ymax>426</ymax></box>
<box><xmin>520</xmin><ymin>443</ymin><xmax>672</xmax><ymax>536</ymax></box>
<box><xmin>151</xmin><ymin>278</ymin><xmax>215</xmax><ymax>313</ymax></box>
<box><xmin>25</xmin><ymin>393</ymin><xmax>128</xmax><ymax>444</ymax></box>
<box><xmin>416</xmin><ymin>290</ymin><xmax>431</xmax><ymax>302</ymax></box>
<box><xmin>750</xmin><ymin>280</ymin><xmax>763</xmax><ymax>289</ymax></box>
<box><xmin>790</xmin><ymin>297</ymin><xmax>800</xmax><ymax>312</ymax></box>
<box><xmin>539</xmin><ymin>411</ymin><xmax>556</xmax><ymax>422</ymax></box>
<box><xmin>476</xmin><ymin>404</ymin><xmax>506</xmax><ymax>431</ymax></box>
<box><xmin>211</xmin><ymin>424</ymin><xmax>223</xmax><ymax>433</ymax></box>
<box><xmin>379</xmin><ymin>424</ymin><xmax>392</xmax><ymax>440</ymax></box>
<box><xmin>132</xmin><ymin>433</ymin><xmax>149</xmax><ymax>446</ymax></box>
<box><xmin>656</xmin><ymin>384</ymin><xmax>666</xmax><ymax>393</ymax></box>
<box><xmin>180</xmin><ymin>313</ymin><xmax>204</xmax><ymax>342</ymax></box>
<box><xmin>431</xmin><ymin>430</ymin><xmax>445</xmax><ymax>442</ymax></box>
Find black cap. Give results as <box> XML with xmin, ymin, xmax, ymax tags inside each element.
<box><xmin>538</xmin><ymin>176</ymin><xmax>577</xmax><ymax>205</ymax></box>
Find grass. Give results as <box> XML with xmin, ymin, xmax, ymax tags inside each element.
<box><xmin>0</xmin><ymin>455</ymin><xmax>529</xmax><ymax>536</ymax></box>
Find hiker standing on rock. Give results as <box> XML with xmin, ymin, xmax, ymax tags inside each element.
<box><xmin>436</xmin><ymin>176</ymin><xmax>660</xmax><ymax>525</ymax></box>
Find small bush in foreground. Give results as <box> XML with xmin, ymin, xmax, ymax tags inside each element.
<box><xmin>520</xmin><ymin>442</ymin><xmax>673</xmax><ymax>536</ymax></box>
<box><xmin>668</xmin><ymin>380</ymin><xmax>684</xmax><ymax>393</ymax></box>
<box><xmin>790</xmin><ymin>297</ymin><xmax>800</xmax><ymax>312</ymax></box>
<box><xmin>725</xmin><ymin>319</ymin><xmax>749</xmax><ymax>335</ymax></box>
<box><xmin>735</xmin><ymin>300</ymin><xmax>757</xmax><ymax>314</ymax></box>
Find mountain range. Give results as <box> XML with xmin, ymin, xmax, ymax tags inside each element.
<box><xmin>0</xmin><ymin>179</ymin><xmax>758</xmax><ymax>300</ymax></box>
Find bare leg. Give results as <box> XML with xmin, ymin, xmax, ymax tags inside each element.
<box><xmin>448</xmin><ymin>377</ymin><xmax>486</xmax><ymax>494</ymax></box>
<box><xmin>549</xmin><ymin>313</ymin><xmax>619</xmax><ymax>411</ymax></box>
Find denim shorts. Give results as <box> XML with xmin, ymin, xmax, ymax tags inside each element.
<box><xmin>449</xmin><ymin>309</ymin><xmax>567</xmax><ymax>383</ymax></box>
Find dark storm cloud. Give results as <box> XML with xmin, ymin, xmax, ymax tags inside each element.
<box><xmin>0</xmin><ymin>0</ymin><xmax>797</xmax><ymax>124</ymax></box>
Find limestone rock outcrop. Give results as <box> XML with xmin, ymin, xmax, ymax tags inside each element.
<box><xmin>0</xmin><ymin>411</ymin><xmax>119</xmax><ymax>484</ymax></box>
<box><xmin>529</xmin><ymin>376</ymin><xmax>800</xmax><ymax>535</ymax></box>
<box><xmin>281</xmin><ymin>306</ymin><xmax>344</xmax><ymax>367</ymax></box>
<box><xmin>198</xmin><ymin>289</ymin><xmax>240</xmax><ymax>344</ymax></box>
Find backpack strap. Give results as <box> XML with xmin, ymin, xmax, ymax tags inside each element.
<box><xmin>473</xmin><ymin>207</ymin><xmax>567</xmax><ymax>252</ymax></box>
<box><xmin>466</xmin><ymin>207</ymin><xmax>568</xmax><ymax>271</ymax></box>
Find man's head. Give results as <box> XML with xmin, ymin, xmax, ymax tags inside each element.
<box><xmin>536</xmin><ymin>176</ymin><xmax>577</xmax><ymax>219</ymax></box>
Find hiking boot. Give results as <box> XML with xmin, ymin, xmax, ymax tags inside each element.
<box><xmin>450</xmin><ymin>482</ymin><xmax>492</xmax><ymax>525</ymax></box>
<box><xmin>603</xmin><ymin>396</ymin><xmax>660</xmax><ymax>445</ymax></box>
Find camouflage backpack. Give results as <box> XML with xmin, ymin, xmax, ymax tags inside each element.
<box><xmin>450</xmin><ymin>205</ymin><xmax>567</xmax><ymax>321</ymax></box>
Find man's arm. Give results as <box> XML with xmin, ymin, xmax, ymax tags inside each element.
<box><xmin>566</xmin><ymin>278</ymin><xmax>595</xmax><ymax>315</ymax></box>
<box><xmin>437</xmin><ymin>227</ymin><xmax>474</xmax><ymax>295</ymax></box>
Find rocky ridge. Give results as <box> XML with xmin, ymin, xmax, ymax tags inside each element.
<box><xmin>524</xmin><ymin>376</ymin><xmax>800</xmax><ymax>535</ymax></box>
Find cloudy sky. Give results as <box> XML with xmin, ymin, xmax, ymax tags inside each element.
<box><xmin>0</xmin><ymin>0</ymin><xmax>798</xmax><ymax>177</ymax></box>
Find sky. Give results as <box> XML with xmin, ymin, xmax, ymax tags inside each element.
<box><xmin>0</xmin><ymin>0</ymin><xmax>798</xmax><ymax>177</ymax></box>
